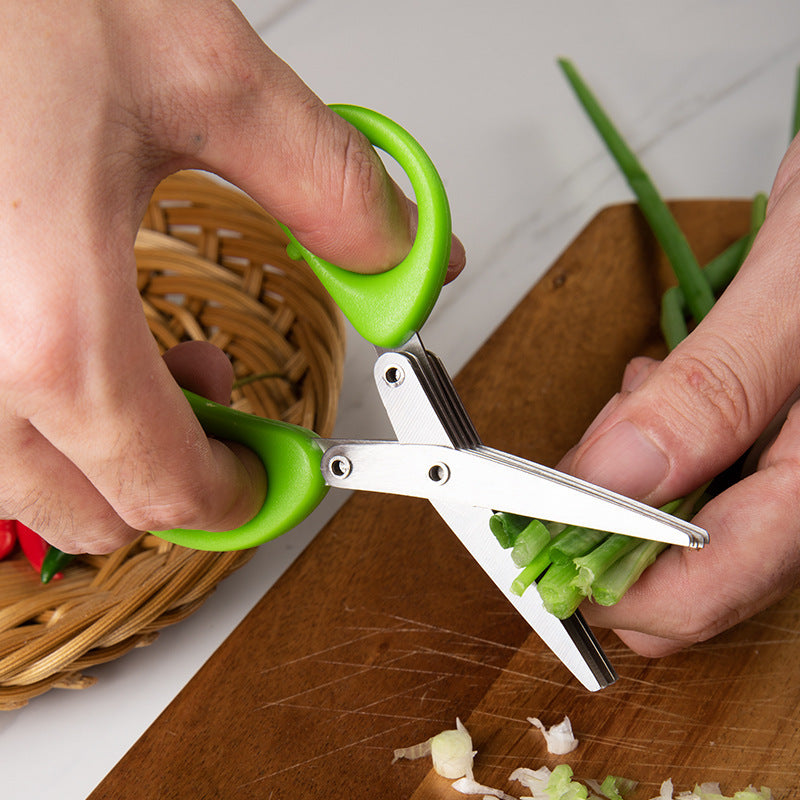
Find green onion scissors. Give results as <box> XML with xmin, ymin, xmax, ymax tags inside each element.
<box><xmin>158</xmin><ymin>105</ymin><xmax>708</xmax><ymax>691</ymax></box>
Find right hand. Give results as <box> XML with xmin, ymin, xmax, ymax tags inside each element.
<box><xmin>0</xmin><ymin>0</ymin><xmax>465</xmax><ymax>554</ymax></box>
<box><xmin>556</xmin><ymin>132</ymin><xmax>800</xmax><ymax>656</ymax></box>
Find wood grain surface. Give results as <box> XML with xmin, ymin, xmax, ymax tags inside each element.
<box><xmin>90</xmin><ymin>200</ymin><xmax>799</xmax><ymax>799</ymax></box>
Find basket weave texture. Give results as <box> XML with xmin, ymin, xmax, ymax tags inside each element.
<box><xmin>0</xmin><ymin>171</ymin><xmax>345</xmax><ymax>709</ymax></box>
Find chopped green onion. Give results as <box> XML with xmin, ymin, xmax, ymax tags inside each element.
<box><xmin>558</xmin><ymin>57</ymin><xmax>715</xmax><ymax>322</ymax></box>
<box><xmin>547</xmin><ymin>764</ymin><xmax>589</xmax><ymax>800</ymax></box>
<box><xmin>792</xmin><ymin>63</ymin><xmax>800</xmax><ymax>140</ymax></box>
<box><xmin>430</xmin><ymin>718</ymin><xmax>474</xmax><ymax>780</ymax></box>
<box><xmin>599</xmin><ymin>774</ymin><xmax>638</xmax><ymax>800</ymax></box>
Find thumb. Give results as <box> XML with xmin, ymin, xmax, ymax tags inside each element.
<box><xmin>560</xmin><ymin>178</ymin><xmax>800</xmax><ymax>504</ymax></box>
<box><xmin>136</xmin><ymin>2</ymin><xmax>465</xmax><ymax>276</ymax></box>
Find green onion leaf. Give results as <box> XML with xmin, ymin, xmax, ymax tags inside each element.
<box><xmin>558</xmin><ymin>57</ymin><xmax>715</xmax><ymax>322</ymax></box>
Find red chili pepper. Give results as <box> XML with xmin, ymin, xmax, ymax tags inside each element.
<box><xmin>16</xmin><ymin>522</ymin><xmax>49</xmax><ymax>572</ymax></box>
<box><xmin>0</xmin><ymin>520</ymin><xmax>16</xmax><ymax>561</ymax></box>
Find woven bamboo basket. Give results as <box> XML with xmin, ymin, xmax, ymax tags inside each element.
<box><xmin>0</xmin><ymin>171</ymin><xmax>346</xmax><ymax>709</ymax></box>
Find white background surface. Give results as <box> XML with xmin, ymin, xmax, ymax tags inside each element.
<box><xmin>4</xmin><ymin>2</ymin><xmax>800</xmax><ymax>798</ymax></box>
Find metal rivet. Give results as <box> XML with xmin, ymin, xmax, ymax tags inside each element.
<box><xmin>428</xmin><ymin>463</ymin><xmax>450</xmax><ymax>484</ymax></box>
<box><xmin>383</xmin><ymin>364</ymin><xmax>405</xmax><ymax>386</ymax></box>
<box><xmin>329</xmin><ymin>456</ymin><xmax>352</xmax><ymax>479</ymax></box>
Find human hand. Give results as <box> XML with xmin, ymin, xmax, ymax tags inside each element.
<box><xmin>556</xmin><ymin>133</ymin><xmax>800</xmax><ymax>657</ymax></box>
<box><xmin>0</xmin><ymin>0</ymin><xmax>465</xmax><ymax>554</ymax></box>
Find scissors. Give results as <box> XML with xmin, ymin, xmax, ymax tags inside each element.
<box><xmin>158</xmin><ymin>105</ymin><xmax>708</xmax><ymax>691</ymax></box>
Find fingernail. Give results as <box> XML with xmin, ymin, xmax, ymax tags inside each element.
<box><xmin>575</xmin><ymin>393</ymin><xmax>622</xmax><ymax>448</ymax></box>
<box><xmin>574</xmin><ymin>420</ymin><xmax>669</xmax><ymax>498</ymax></box>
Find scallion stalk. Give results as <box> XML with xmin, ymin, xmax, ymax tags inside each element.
<box><xmin>489</xmin><ymin>512</ymin><xmax>533</xmax><ymax>549</ymax></box>
<box><xmin>570</xmin><ymin>533</ymin><xmax>641</xmax><ymax>595</ymax></box>
<box><xmin>590</xmin><ymin>538</ymin><xmax>668</xmax><ymax>606</ymax></box>
<box><xmin>510</xmin><ymin>546</ymin><xmax>553</xmax><ymax>597</ymax></box>
<box><xmin>660</xmin><ymin>286</ymin><xmax>689</xmax><ymax>351</ymax></box>
<box><xmin>548</xmin><ymin>525</ymin><xmax>609</xmax><ymax>565</ymax></box>
<box><xmin>535</xmin><ymin>561</ymin><xmax>586</xmax><ymax>619</ymax></box>
<box><xmin>662</xmin><ymin>192</ymin><xmax>765</xmax><ymax>348</ymax></box>
<box><xmin>498</xmin><ymin>63</ymin><xmax>783</xmax><ymax>617</ymax></box>
<box><xmin>741</xmin><ymin>191</ymin><xmax>768</xmax><ymax>261</ymax></box>
<box><xmin>510</xmin><ymin>519</ymin><xmax>551</xmax><ymax>567</ymax></box>
<box><xmin>558</xmin><ymin>57</ymin><xmax>715</xmax><ymax>322</ymax></box>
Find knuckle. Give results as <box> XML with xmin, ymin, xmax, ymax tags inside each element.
<box><xmin>338</xmin><ymin>127</ymin><xmax>385</xmax><ymax>212</ymax></box>
<box><xmin>309</xmin><ymin>114</ymin><xmax>386</xmax><ymax>224</ymax></box>
<box><xmin>118</xmin><ymin>481</ymin><xmax>219</xmax><ymax>533</ymax></box>
<box><xmin>655</xmin><ymin>552</ymin><xmax>735</xmax><ymax>647</ymax></box>
<box><xmin>666</xmin><ymin>346</ymin><xmax>754</xmax><ymax>443</ymax></box>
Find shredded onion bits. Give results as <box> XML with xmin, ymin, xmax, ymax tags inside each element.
<box><xmin>393</xmin><ymin>718</ymin><xmax>475</xmax><ymax>780</ymax></box>
<box><xmin>528</xmin><ymin>716</ymin><xmax>579</xmax><ymax>755</ymax></box>
<box><xmin>393</xmin><ymin>717</ymin><xmax>774</xmax><ymax>799</ymax></box>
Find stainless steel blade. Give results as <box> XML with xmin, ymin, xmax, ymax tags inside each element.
<box><xmin>320</xmin><ymin>439</ymin><xmax>707</xmax><ymax>548</ymax></box>
<box><xmin>431</xmin><ymin>500</ymin><xmax>616</xmax><ymax>691</ymax></box>
<box><xmin>367</xmin><ymin>333</ymin><xmax>617</xmax><ymax>690</ymax></box>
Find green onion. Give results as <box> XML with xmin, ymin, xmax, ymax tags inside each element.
<box><xmin>546</xmin><ymin>764</ymin><xmax>589</xmax><ymax>800</ymax></box>
<box><xmin>558</xmin><ymin>58</ymin><xmax>715</xmax><ymax>322</ymax></box>
<box><xmin>547</xmin><ymin>525</ymin><xmax>609</xmax><ymax>565</ymax></box>
<box><xmin>792</xmin><ymin>63</ymin><xmax>800</xmax><ymax>140</ymax></box>
<box><xmin>660</xmin><ymin>192</ymin><xmax>765</xmax><ymax>349</ymax></box>
<box><xmin>599</xmin><ymin>774</ymin><xmax>638</xmax><ymax>800</ymax></box>
<box><xmin>571</xmin><ymin>534</ymin><xmax>640</xmax><ymax>595</ymax></box>
<box><xmin>510</xmin><ymin>545</ymin><xmax>553</xmax><ymax>597</ymax></box>
<box><xmin>702</xmin><ymin>235</ymin><xmax>750</xmax><ymax>292</ymax></box>
<box><xmin>489</xmin><ymin>511</ymin><xmax>533</xmax><ymax>549</ymax></box>
<box><xmin>741</xmin><ymin>191</ymin><xmax>768</xmax><ymax>261</ymax></box>
<box><xmin>500</xmin><ymin>64</ymin><xmax>785</xmax><ymax>616</ymax></box>
<box><xmin>510</xmin><ymin>519</ymin><xmax>551</xmax><ymax>567</ymax></box>
<box><xmin>591</xmin><ymin>538</ymin><xmax>668</xmax><ymax>606</ymax></box>
<box><xmin>535</xmin><ymin>561</ymin><xmax>586</xmax><ymax>619</ymax></box>
<box><xmin>660</xmin><ymin>285</ymin><xmax>690</xmax><ymax>351</ymax></box>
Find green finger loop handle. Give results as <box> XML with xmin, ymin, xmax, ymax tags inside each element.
<box><xmin>155</xmin><ymin>391</ymin><xmax>328</xmax><ymax>551</ymax></box>
<box><xmin>281</xmin><ymin>104</ymin><xmax>452</xmax><ymax>348</ymax></box>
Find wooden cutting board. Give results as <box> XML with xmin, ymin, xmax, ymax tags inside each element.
<box><xmin>90</xmin><ymin>201</ymin><xmax>799</xmax><ymax>799</ymax></box>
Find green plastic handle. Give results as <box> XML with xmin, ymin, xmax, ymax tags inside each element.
<box><xmin>156</xmin><ymin>106</ymin><xmax>450</xmax><ymax>550</ymax></box>
<box><xmin>281</xmin><ymin>104</ymin><xmax>452</xmax><ymax>348</ymax></box>
<box><xmin>155</xmin><ymin>391</ymin><xmax>328</xmax><ymax>551</ymax></box>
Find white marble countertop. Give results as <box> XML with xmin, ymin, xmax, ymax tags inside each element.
<box><xmin>3</xmin><ymin>2</ymin><xmax>800</xmax><ymax>797</ymax></box>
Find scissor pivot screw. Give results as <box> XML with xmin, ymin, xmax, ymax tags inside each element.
<box><xmin>329</xmin><ymin>455</ymin><xmax>353</xmax><ymax>479</ymax></box>
<box><xmin>383</xmin><ymin>364</ymin><xmax>405</xmax><ymax>386</ymax></box>
<box><xmin>428</xmin><ymin>462</ymin><xmax>450</xmax><ymax>484</ymax></box>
